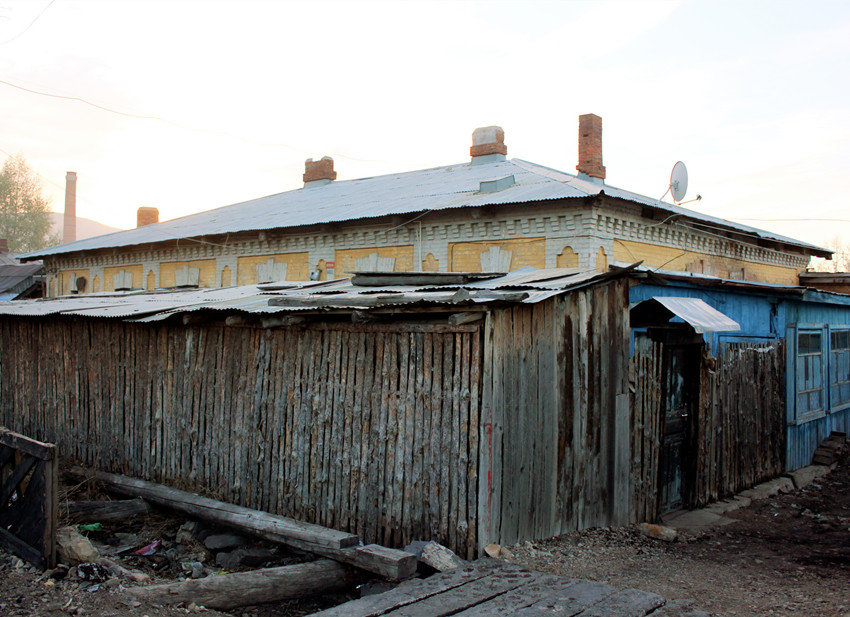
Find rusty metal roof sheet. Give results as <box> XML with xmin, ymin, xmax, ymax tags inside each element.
<box><xmin>21</xmin><ymin>158</ymin><xmax>826</xmax><ymax>260</ymax></box>
<box><xmin>0</xmin><ymin>267</ymin><xmax>621</xmax><ymax>320</ymax></box>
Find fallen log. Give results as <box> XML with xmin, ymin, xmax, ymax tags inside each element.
<box><xmin>62</xmin><ymin>498</ymin><xmax>151</xmax><ymax>523</ymax></box>
<box><xmin>70</xmin><ymin>467</ymin><xmax>357</xmax><ymax>550</ymax></box>
<box><xmin>127</xmin><ymin>559</ymin><xmax>363</xmax><ymax>610</ymax></box>
<box><xmin>71</xmin><ymin>467</ymin><xmax>416</xmax><ymax>580</ymax></box>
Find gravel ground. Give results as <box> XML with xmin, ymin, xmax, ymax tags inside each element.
<box><xmin>507</xmin><ymin>452</ymin><xmax>850</xmax><ymax>617</ymax></box>
<box><xmin>2</xmin><ymin>453</ymin><xmax>848</xmax><ymax>616</ymax></box>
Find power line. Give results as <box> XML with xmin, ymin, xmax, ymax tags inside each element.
<box><xmin>0</xmin><ymin>76</ymin><xmax>388</xmax><ymax>163</ymax></box>
<box><xmin>729</xmin><ymin>218</ymin><xmax>850</xmax><ymax>223</ymax></box>
<box><xmin>0</xmin><ymin>0</ymin><xmax>55</xmax><ymax>47</ymax></box>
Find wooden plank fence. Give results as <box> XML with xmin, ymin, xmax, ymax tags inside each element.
<box><xmin>693</xmin><ymin>340</ymin><xmax>785</xmax><ymax>505</ymax></box>
<box><xmin>0</xmin><ymin>427</ymin><xmax>57</xmax><ymax>569</ymax></box>
<box><xmin>0</xmin><ymin>318</ymin><xmax>482</xmax><ymax>558</ymax></box>
<box><xmin>630</xmin><ymin>338</ymin><xmax>786</xmax><ymax>520</ymax></box>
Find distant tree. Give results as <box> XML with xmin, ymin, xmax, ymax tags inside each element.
<box><xmin>809</xmin><ymin>236</ymin><xmax>850</xmax><ymax>273</ymax></box>
<box><xmin>0</xmin><ymin>154</ymin><xmax>60</xmax><ymax>253</ymax></box>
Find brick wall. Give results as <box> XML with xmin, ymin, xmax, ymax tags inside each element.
<box><xmin>613</xmin><ymin>240</ymin><xmax>802</xmax><ymax>284</ymax></box>
<box><xmin>448</xmin><ymin>237</ymin><xmax>546</xmax><ymax>272</ymax></box>
<box><xmin>236</xmin><ymin>253</ymin><xmax>310</xmax><ymax>285</ymax></box>
<box><xmin>104</xmin><ymin>264</ymin><xmax>144</xmax><ymax>291</ymax></box>
<box><xmin>159</xmin><ymin>259</ymin><xmax>217</xmax><ymax>288</ymax></box>
<box><xmin>334</xmin><ymin>245</ymin><xmax>415</xmax><ymax>278</ymax></box>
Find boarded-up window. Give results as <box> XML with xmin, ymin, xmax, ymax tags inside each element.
<box><xmin>355</xmin><ymin>253</ymin><xmax>395</xmax><ymax>272</ymax></box>
<box><xmin>113</xmin><ymin>270</ymin><xmax>134</xmax><ymax>290</ymax></box>
<box><xmin>480</xmin><ymin>246</ymin><xmax>511</xmax><ymax>272</ymax></box>
<box><xmin>175</xmin><ymin>266</ymin><xmax>201</xmax><ymax>287</ymax></box>
<box><xmin>257</xmin><ymin>259</ymin><xmax>287</xmax><ymax>283</ymax></box>
<box><xmin>796</xmin><ymin>330</ymin><xmax>824</xmax><ymax>420</ymax></box>
<box><xmin>830</xmin><ymin>329</ymin><xmax>850</xmax><ymax>409</ymax></box>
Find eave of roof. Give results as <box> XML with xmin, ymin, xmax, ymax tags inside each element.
<box><xmin>20</xmin><ymin>158</ymin><xmax>830</xmax><ymax>260</ymax></box>
<box><xmin>0</xmin><ymin>266</ymin><xmax>628</xmax><ymax>319</ymax></box>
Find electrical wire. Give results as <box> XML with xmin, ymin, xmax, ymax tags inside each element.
<box><xmin>0</xmin><ymin>1</ymin><xmax>55</xmax><ymax>47</ymax></box>
<box><xmin>0</xmin><ymin>76</ymin><xmax>388</xmax><ymax>163</ymax></box>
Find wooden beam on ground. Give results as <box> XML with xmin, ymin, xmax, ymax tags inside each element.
<box><xmin>61</xmin><ymin>499</ymin><xmax>152</xmax><ymax>523</ymax></box>
<box><xmin>127</xmin><ymin>559</ymin><xmax>363</xmax><ymax>610</ymax></box>
<box><xmin>71</xmin><ymin>467</ymin><xmax>357</xmax><ymax>549</ymax></box>
<box><xmin>71</xmin><ymin>467</ymin><xmax>416</xmax><ymax>580</ymax></box>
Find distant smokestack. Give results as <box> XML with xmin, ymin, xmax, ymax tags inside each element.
<box><xmin>137</xmin><ymin>207</ymin><xmax>159</xmax><ymax>227</ymax></box>
<box><xmin>63</xmin><ymin>171</ymin><xmax>77</xmax><ymax>244</ymax></box>
<box><xmin>576</xmin><ymin>114</ymin><xmax>605</xmax><ymax>181</ymax></box>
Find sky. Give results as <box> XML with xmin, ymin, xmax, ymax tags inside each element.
<box><xmin>1</xmin><ymin>0</ymin><xmax>849</xmax><ymax>251</ymax></box>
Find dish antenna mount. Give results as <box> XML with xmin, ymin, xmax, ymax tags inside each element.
<box><xmin>660</xmin><ymin>161</ymin><xmax>700</xmax><ymax>205</ymax></box>
<box><xmin>670</xmin><ymin>161</ymin><xmax>688</xmax><ymax>203</ymax></box>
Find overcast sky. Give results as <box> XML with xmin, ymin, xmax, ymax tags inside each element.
<box><xmin>1</xmin><ymin>0</ymin><xmax>849</xmax><ymax>249</ymax></box>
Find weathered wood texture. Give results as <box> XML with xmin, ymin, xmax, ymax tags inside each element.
<box><xmin>62</xmin><ymin>498</ymin><xmax>151</xmax><ymax>523</ymax></box>
<box><xmin>0</xmin><ymin>319</ymin><xmax>482</xmax><ymax>558</ymax></box>
<box><xmin>693</xmin><ymin>341</ymin><xmax>786</xmax><ymax>506</ymax></box>
<box><xmin>480</xmin><ymin>280</ymin><xmax>632</xmax><ymax>548</ymax></box>
<box><xmin>128</xmin><ymin>559</ymin><xmax>363</xmax><ymax>610</ymax></box>
<box><xmin>0</xmin><ymin>427</ymin><xmax>57</xmax><ymax>569</ymax></box>
<box><xmin>630</xmin><ymin>339</ymin><xmax>786</xmax><ymax>520</ymax></box>
<box><xmin>630</xmin><ymin>335</ymin><xmax>663</xmax><ymax>523</ymax></box>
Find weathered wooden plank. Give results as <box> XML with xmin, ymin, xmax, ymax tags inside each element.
<box><xmin>128</xmin><ymin>559</ymin><xmax>363</xmax><ymax>610</ymax></box>
<box><xmin>467</xmin><ymin>325</ymin><xmax>481</xmax><ymax>558</ymax></box>
<box><xmin>70</xmin><ymin>467</ymin><xmax>359</xmax><ymax>549</ymax></box>
<box><xmin>571</xmin><ymin>588</ymin><xmax>665</xmax><ymax>617</ymax></box>
<box><xmin>380</xmin><ymin>569</ymin><xmax>540</xmax><ymax>617</ymax></box>
<box><xmin>513</xmin><ymin>580</ymin><xmax>617</xmax><ymax>617</ymax></box>
<box><xmin>429</xmin><ymin>332</ymin><xmax>444</xmax><ymax>542</ymax></box>
<box><xmin>452</xmin><ymin>574</ymin><xmax>580</xmax><ymax>616</ymax></box>
<box><xmin>62</xmin><ymin>499</ymin><xmax>152</xmax><ymax>523</ymax></box>
<box><xmin>439</xmin><ymin>332</ymin><xmax>454</xmax><ymax>546</ymax></box>
<box><xmin>0</xmin><ymin>427</ymin><xmax>54</xmax><ymax>460</ymax></box>
<box><xmin>309</xmin><ymin>565</ymin><xmax>495</xmax><ymax>617</ymax></box>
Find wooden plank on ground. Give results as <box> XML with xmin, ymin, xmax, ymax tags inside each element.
<box><xmin>128</xmin><ymin>559</ymin><xmax>364</xmax><ymax>610</ymax></box>
<box><xmin>380</xmin><ymin>568</ymin><xmax>539</xmax><ymax>617</ymax></box>
<box><xmin>70</xmin><ymin>466</ymin><xmax>416</xmax><ymax>580</ymax></box>
<box><xmin>310</xmin><ymin>565</ymin><xmax>496</xmax><ymax>617</ymax></box>
<box><xmin>451</xmin><ymin>574</ymin><xmax>581</xmax><ymax>616</ymax></box>
<box><xmin>572</xmin><ymin>588</ymin><xmax>665</xmax><ymax>617</ymax></box>
<box><xmin>69</xmin><ymin>467</ymin><xmax>358</xmax><ymax>550</ymax></box>
<box><xmin>513</xmin><ymin>580</ymin><xmax>617</xmax><ymax>617</ymax></box>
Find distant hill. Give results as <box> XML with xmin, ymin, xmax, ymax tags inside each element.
<box><xmin>50</xmin><ymin>212</ymin><xmax>124</xmax><ymax>241</ymax></box>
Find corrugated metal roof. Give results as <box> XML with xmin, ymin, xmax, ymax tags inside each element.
<box><xmin>648</xmin><ymin>297</ymin><xmax>741</xmax><ymax>333</ymax></box>
<box><xmin>21</xmin><ymin>158</ymin><xmax>826</xmax><ymax>260</ymax></box>
<box><xmin>0</xmin><ymin>267</ymin><xmax>620</xmax><ymax>320</ymax></box>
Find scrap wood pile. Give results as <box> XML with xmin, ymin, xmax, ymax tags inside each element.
<box><xmin>39</xmin><ymin>466</ymin><xmax>461</xmax><ymax>612</ymax></box>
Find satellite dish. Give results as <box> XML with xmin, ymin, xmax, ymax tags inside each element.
<box><xmin>670</xmin><ymin>161</ymin><xmax>688</xmax><ymax>203</ymax></box>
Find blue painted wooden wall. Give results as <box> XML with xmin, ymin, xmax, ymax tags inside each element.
<box><xmin>631</xmin><ymin>280</ymin><xmax>850</xmax><ymax>471</ymax></box>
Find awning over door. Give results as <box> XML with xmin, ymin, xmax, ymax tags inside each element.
<box><xmin>631</xmin><ymin>296</ymin><xmax>741</xmax><ymax>334</ymax></box>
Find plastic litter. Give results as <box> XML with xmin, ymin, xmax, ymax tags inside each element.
<box><xmin>133</xmin><ymin>539</ymin><xmax>162</xmax><ymax>556</ymax></box>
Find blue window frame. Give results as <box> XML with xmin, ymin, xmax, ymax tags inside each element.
<box><xmin>795</xmin><ymin>329</ymin><xmax>825</xmax><ymax>421</ymax></box>
<box><xmin>829</xmin><ymin>329</ymin><xmax>850</xmax><ymax>410</ymax></box>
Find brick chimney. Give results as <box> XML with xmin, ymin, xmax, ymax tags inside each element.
<box><xmin>63</xmin><ymin>171</ymin><xmax>77</xmax><ymax>244</ymax></box>
<box><xmin>303</xmin><ymin>156</ymin><xmax>336</xmax><ymax>187</ymax></box>
<box><xmin>576</xmin><ymin>114</ymin><xmax>605</xmax><ymax>182</ymax></box>
<box><xmin>470</xmin><ymin>126</ymin><xmax>507</xmax><ymax>165</ymax></box>
<box><xmin>0</xmin><ymin>238</ymin><xmax>8</xmax><ymax>253</ymax></box>
<box><xmin>137</xmin><ymin>207</ymin><xmax>159</xmax><ymax>227</ymax></box>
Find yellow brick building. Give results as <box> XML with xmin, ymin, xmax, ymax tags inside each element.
<box><xmin>25</xmin><ymin>118</ymin><xmax>828</xmax><ymax>295</ymax></box>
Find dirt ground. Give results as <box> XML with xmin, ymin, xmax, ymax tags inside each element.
<box><xmin>1</xmin><ymin>452</ymin><xmax>849</xmax><ymax>617</ymax></box>
<box><xmin>509</xmin><ymin>452</ymin><xmax>850</xmax><ymax>617</ymax></box>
